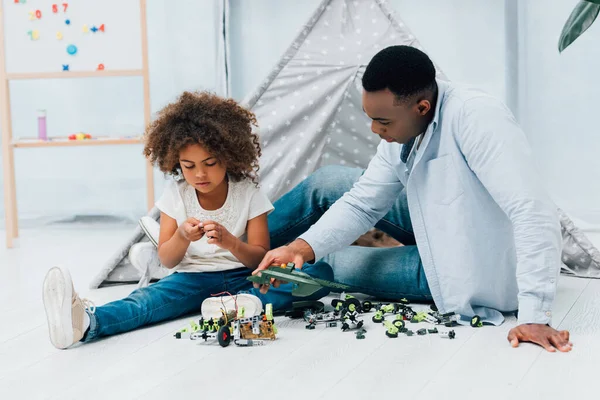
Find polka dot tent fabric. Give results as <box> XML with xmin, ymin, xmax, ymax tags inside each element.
<box><xmin>91</xmin><ymin>0</ymin><xmax>600</xmax><ymax>288</ymax></box>
<box><xmin>242</xmin><ymin>0</ymin><xmax>445</xmax><ymax>201</ymax></box>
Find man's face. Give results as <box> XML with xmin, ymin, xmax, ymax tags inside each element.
<box><xmin>362</xmin><ymin>88</ymin><xmax>429</xmax><ymax>144</ymax></box>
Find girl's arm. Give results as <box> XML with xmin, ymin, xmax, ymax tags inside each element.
<box><xmin>203</xmin><ymin>213</ymin><xmax>270</xmax><ymax>270</ymax></box>
<box><xmin>157</xmin><ymin>213</ymin><xmax>201</xmax><ymax>268</ymax></box>
<box><xmin>230</xmin><ymin>213</ymin><xmax>270</xmax><ymax>269</ymax></box>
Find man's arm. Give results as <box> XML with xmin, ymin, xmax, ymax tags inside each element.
<box><xmin>254</xmin><ymin>141</ymin><xmax>405</xmax><ymax>280</ymax></box>
<box><xmin>456</xmin><ymin>95</ymin><xmax>570</xmax><ymax>352</ymax></box>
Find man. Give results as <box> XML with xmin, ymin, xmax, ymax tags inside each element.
<box><xmin>255</xmin><ymin>45</ymin><xmax>571</xmax><ymax>352</ymax></box>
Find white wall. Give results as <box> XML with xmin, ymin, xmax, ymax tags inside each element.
<box><xmin>517</xmin><ymin>0</ymin><xmax>600</xmax><ymax>229</ymax></box>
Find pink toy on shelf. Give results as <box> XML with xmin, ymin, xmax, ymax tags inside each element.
<box><xmin>37</xmin><ymin>109</ymin><xmax>47</xmax><ymax>140</ymax></box>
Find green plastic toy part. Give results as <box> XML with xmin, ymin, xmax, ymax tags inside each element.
<box><xmin>383</xmin><ymin>320</ymin><xmax>399</xmax><ymax>338</ymax></box>
<box><xmin>247</xmin><ymin>263</ymin><xmax>351</xmax><ymax>297</ymax></box>
<box><xmin>372</xmin><ymin>311</ymin><xmax>385</xmax><ymax>323</ymax></box>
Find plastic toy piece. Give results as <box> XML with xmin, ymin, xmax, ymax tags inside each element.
<box><xmin>470</xmin><ymin>315</ymin><xmax>483</xmax><ymax>328</ymax></box>
<box><xmin>56</xmin><ymin>31</ymin><xmax>63</xmax><ymax>40</ymax></box>
<box><xmin>440</xmin><ymin>330</ymin><xmax>456</xmax><ymax>339</ymax></box>
<box><xmin>332</xmin><ymin>295</ymin><xmax>362</xmax><ymax>314</ymax></box>
<box><xmin>63</xmin><ymin>3</ymin><xmax>68</xmax><ymax>12</ymax></box>
<box><xmin>405</xmin><ymin>330</ymin><xmax>414</xmax><ymax>336</ymax></box>
<box><xmin>372</xmin><ymin>310</ymin><xmax>384</xmax><ymax>323</ymax></box>
<box><xmin>285</xmin><ymin>300</ymin><xmax>324</xmax><ymax>319</ymax></box>
<box><xmin>392</xmin><ymin>316</ymin><xmax>405</xmax><ymax>330</ymax></box>
<box><xmin>67</xmin><ymin>44</ymin><xmax>77</xmax><ymax>55</ymax></box>
<box><xmin>247</xmin><ymin>263</ymin><xmax>351</xmax><ymax>297</ymax></box>
<box><xmin>361</xmin><ymin>300</ymin><xmax>372</xmax><ymax>312</ymax></box>
<box><xmin>82</xmin><ymin>24</ymin><xmax>89</xmax><ymax>33</ymax></box>
<box><xmin>62</xmin><ymin>64</ymin><xmax>69</xmax><ymax>71</ymax></box>
<box><xmin>302</xmin><ymin>309</ymin><xmax>339</xmax><ymax>329</ymax></box>
<box><xmin>52</xmin><ymin>4</ymin><xmax>58</xmax><ymax>13</ymax></box>
<box><xmin>99</xmin><ymin>24</ymin><xmax>105</xmax><ymax>32</ymax></box>
<box><xmin>97</xmin><ymin>64</ymin><xmax>105</xmax><ymax>71</ymax></box>
<box><xmin>428</xmin><ymin>327</ymin><xmax>439</xmax><ymax>334</ymax></box>
<box><xmin>417</xmin><ymin>328</ymin><xmax>427</xmax><ymax>336</ymax></box>
<box><xmin>91</xmin><ymin>26</ymin><xmax>98</xmax><ymax>33</ymax></box>
<box><xmin>65</xmin><ymin>19</ymin><xmax>70</xmax><ymax>25</ymax></box>
<box><xmin>340</xmin><ymin>303</ymin><xmax>364</xmax><ymax>332</ymax></box>
<box><xmin>383</xmin><ymin>321</ymin><xmax>399</xmax><ymax>338</ymax></box>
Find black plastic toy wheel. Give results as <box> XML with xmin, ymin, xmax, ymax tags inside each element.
<box><xmin>217</xmin><ymin>325</ymin><xmax>231</xmax><ymax>347</ymax></box>
<box><xmin>357</xmin><ymin>320</ymin><xmax>364</xmax><ymax>329</ymax></box>
<box><xmin>361</xmin><ymin>300</ymin><xmax>373</xmax><ymax>313</ymax></box>
<box><xmin>471</xmin><ymin>315</ymin><xmax>482</xmax><ymax>328</ymax></box>
<box><xmin>345</xmin><ymin>297</ymin><xmax>362</xmax><ymax>313</ymax></box>
<box><xmin>386</xmin><ymin>330</ymin><xmax>398</xmax><ymax>338</ymax></box>
<box><xmin>372</xmin><ymin>315</ymin><xmax>384</xmax><ymax>323</ymax></box>
<box><xmin>393</xmin><ymin>320</ymin><xmax>405</xmax><ymax>329</ymax></box>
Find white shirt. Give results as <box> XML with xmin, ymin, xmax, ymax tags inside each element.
<box><xmin>156</xmin><ymin>177</ymin><xmax>274</xmax><ymax>273</ymax></box>
<box><xmin>299</xmin><ymin>79</ymin><xmax>562</xmax><ymax>326</ymax></box>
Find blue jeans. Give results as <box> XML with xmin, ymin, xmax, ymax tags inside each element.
<box><xmin>84</xmin><ymin>263</ymin><xmax>332</xmax><ymax>342</ymax></box>
<box><xmin>268</xmin><ymin>165</ymin><xmax>432</xmax><ymax>302</ymax></box>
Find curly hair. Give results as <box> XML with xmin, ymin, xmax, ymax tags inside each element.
<box><xmin>143</xmin><ymin>91</ymin><xmax>261</xmax><ymax>185</ymax></box>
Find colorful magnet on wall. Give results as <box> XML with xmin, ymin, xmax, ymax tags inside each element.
<box><xmin>91</xmin><ymin>26</ymin><xmax>98</xmax><ymax>33</ymax></box>
<box><xmin>56</xmin><ymin>31</ymin><xmax>63</xmax><ymax>40</ymax></box>
<box><xmin>62</xmin><ymin>64</ymin><xmax>69</xmax><ymax>71</ymax></box>
<box><xmin>97</xmin><ymin>64</ymin><xmax>105</xmax><ymax>71</ymax></box>
<box><xmin>67</xmin><ymin>44</ymin><xmax>77</xmax><ymax>55</ymax></box>
<box><xmin>27</xmin><ymin>30</ymin><xmax>39</xmax><ymax>40</ymax></box>
<box><xmin>65</xmin><ymin>19</ymin><xmax>70</xmax><ymax>25</ymax></box>
<box><xmin>99</xmin><ymin>24</ymin><xmax>105</xmax><ymax>32</ymax></box>
<box><xmin>82</xmin><ymin>24</ymin><xmax>89</xmax><ymax>33</ymax></box>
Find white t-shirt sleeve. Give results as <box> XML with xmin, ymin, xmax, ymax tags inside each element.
<box><xmin>155</xmin><ymin>180</ymin><xmax>180</xmax><ymax>220</ymax></box>
<box><xmin>248</xmin><ymin>185</ymin><xmax>274</xmax><ymax>220</ymax></box>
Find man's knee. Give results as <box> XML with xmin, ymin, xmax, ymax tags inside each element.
<box><xmin>306</xmin><ymin>165</ymin><xmax>362</xmax><ymax>202</ymax></box>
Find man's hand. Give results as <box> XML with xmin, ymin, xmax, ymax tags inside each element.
<box><xmin>251</xmin><ymin>240</ymin><xmax>314</xmax><ymax>294</ymax></box>
<box><xmin>177</xmin><ymin>218</ymin><xmax>204</xmax><ymax>242</ymax></box>
<box><xmin>507</xmin><ymin>324</ymin><xmax>572</xmax><ymax>352</ymax></box>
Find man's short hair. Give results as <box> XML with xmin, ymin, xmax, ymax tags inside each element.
<box><xmin>362</xmin><ymin>45</ymin><xmax>437</xmax><ymax>101</ymax></box>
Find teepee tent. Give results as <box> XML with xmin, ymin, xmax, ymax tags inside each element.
<box><xmin>90</xmin><ymin>0</ymin><xmax>599</xmax><ymax>288</ymax></box>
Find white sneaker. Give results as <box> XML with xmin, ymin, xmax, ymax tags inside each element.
<box><xmin>129</xmin><ymin>242</ymin><xmax>170</xmax><ymax>288</ymax></box>
<box><xmin>42</xmin><ymin>266</ymin><xmax>95</xmax><ymax>349</ymax></box>
<box><xmin>139</xmin><ymin>216</ymin><xmax>160</xmax><ymax>247</ymax></box>
<box><xmin>201</xmin><ymin>294</ymin><xmax>263</xmax><ymax>319</ymax></box>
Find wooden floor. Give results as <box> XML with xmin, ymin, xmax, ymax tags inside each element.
<box><xmin>0</xmin><ymin>223</ymin><xmax>598</xmax><ymax>400</ymax></box>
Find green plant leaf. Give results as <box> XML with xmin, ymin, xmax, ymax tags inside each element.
<box><xmin>559</xmin><ymin>1</ymin><xmax>600</xmax><ymax>52</ymax></box>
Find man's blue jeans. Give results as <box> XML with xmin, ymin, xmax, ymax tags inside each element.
<box><xmin>268</xmin><ymin>165</ymin><xmax>432</xmax><ymax>302</ymax></box>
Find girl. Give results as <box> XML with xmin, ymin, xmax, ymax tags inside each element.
<box><xmin>42</xmin><ymin>91</ymin><xmax>333</xmax><ymax>349</ymax></box>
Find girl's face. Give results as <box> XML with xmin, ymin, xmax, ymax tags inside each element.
<box><xmin>179</xmin><ymin>144</ymin><xmax>227</xmax><ymax>194</ymax></box>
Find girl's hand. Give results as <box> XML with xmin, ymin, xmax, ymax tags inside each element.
<box><xmin>202</xmin><ymin>220</ymin><xmax>236</xmax><ymax>250</ymax></box>
<box><xmin>177</xmin><ymin>217</ymin><xmax>204</xmax><ymax>242</ymax></box>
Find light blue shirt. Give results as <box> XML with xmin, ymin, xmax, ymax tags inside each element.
<box><xmin>299</xmin><ymin>79</ymin><xmax>562</xmax><ymax>326</ymax></box>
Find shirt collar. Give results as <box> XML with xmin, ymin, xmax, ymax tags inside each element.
<box><xmin>431</xmin><ymin>78</ymin><xmax>448</xmax><ymax>131</ymax></box>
